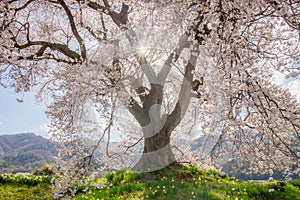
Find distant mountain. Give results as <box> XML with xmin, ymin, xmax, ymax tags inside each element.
<box><xmin>190</xmin><ymin>135</ymin><xmax>299</xmax><ymax>181</ymax></box>
<box><xmin>0</xmin><ymin>133</ymin><xmax>56</xmax><ymax>173</ymax></box>
<box><xmin>0</xmin><ymin>132</ymin><xmax>295</xmax><ymax>180</ymax></box>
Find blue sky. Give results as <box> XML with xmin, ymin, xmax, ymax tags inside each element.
<box><xmin>0</xmin><ymin>87</ymin><xmax>50</xmax><ymax>138</ymax></box>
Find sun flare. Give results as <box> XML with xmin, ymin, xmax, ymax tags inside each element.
<box><xmin>137</xmin><ymin>42</ymin><xmax>150</xmax><ymax>55</ymax></box>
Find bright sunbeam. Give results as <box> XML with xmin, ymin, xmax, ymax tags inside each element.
<box><xmin>137</xmin><ymin>42</ymin><xmax>150</xmax><ymax>55</ymax></box>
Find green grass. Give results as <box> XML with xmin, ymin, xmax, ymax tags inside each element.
<box><xmin>0</xmin><ymin>183</ymin><xmax>52</xmax><ymax>200</ymax></box>
<box><xmin>74</xmin><ymin>163</ymin><xmax>300</xmax><ymax>200</ymax></box>
<box><xmin>0</xmin><ymin>174</ymin><xmax>53</xmax><ymax>200</ymax></box>
<box><xmin>1</xmin><ymin>164</ymin><xmax>300</xmax><ymax>200</ymax></box>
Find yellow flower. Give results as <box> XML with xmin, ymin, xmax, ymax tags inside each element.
<box><xmin>96</xmin><ymin>178</ymin><xmax>104</xmax><ymax>184</ymax></box>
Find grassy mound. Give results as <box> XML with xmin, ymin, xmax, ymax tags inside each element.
<box><xmin>75</xmin><ymin>163</ymin><xmax>300</xmax><ymax>200</ymax></box>
<box><xmin>0</xmin><ymin>163</ymin><xmax>299</xmax><ymax>199</ymax></box>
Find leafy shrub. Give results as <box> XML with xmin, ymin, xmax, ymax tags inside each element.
<box><xmin>105</xmin><ymin>169</ymin><xmax>141</xmax><ymax>186</ymax></box>
<box><xmin>290</xmin><ymin>179</ymin><xmax>300</xmax><ymax>188</ymax></box>
<box><xmin>187</xmin><ymin>163</ymin><xmax>200</xmax><ymax>175</ymax></box>
<box><xmin>33</xmin><ymin>163</ymin><xmax>54</xmax><ymax>176</ymax></box>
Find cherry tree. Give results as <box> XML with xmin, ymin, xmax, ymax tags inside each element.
<box><xmin>1</xmin><ymin>0</ymin><xmax>300</xmax><ymax>188</ymax></box>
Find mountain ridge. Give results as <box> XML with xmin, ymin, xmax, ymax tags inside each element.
<box><xmin>0</xmin><ymin>132</ymin><xmax>56</xmax><ymax>173</ymax></box>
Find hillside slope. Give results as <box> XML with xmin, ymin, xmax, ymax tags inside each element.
<box><xmin>0</xmin><ymin>133</ymin><xmax>56</xmax><ymax>173</ymax></box>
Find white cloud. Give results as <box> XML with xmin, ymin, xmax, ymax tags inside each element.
<box><xmin>272</xmin><ymin>71</ymin><xmax>286</xmax><ymax>86</ymax></box>
<box><xmin>37</xmin><ymin>123</ymin><xmax>51</xmax><ymax>138</ymax></box>
<box><xmin>287</xmin><ymin>80</ymin><xmax>300</xmax><ymax>102</ymax></box>
<box><xmin>272</xmin><ymin>71</ymin><xmax>300</xmax><ymax>102</ymax></box>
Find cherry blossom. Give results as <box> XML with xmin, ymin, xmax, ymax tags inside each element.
<box><xmin>1</xmin><ymin>0</ymin><xmax>299</xmax><ymax>197</ymax></box>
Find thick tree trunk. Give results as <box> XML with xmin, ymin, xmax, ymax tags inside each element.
<box><xmin>128</xmin><ymin>38</ymin><xmax>199</xmax><ymax>173</ymax></box>
<box><xmin>133</xmin><ymin>130</ymin><xmax>176</xmax><ymax>173</ymax></box>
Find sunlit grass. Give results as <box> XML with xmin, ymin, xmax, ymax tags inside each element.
<box><xmin>0</xmin><ymin>173</ymin><xmax>52</xmax><ymax>186</ymax></box>
<box><xmin>0</xmin><ymin>164</ymin><xmax>299</xmax><ymax>200</ymax></box>
<box><xmin>0</xmin><ymin>173</ymin><xmax>53</xmax><ymax>200</ymax></box>
<box><xmin>0</xmin><ymin>184</ymin><xmax>52</xmax><ymax>200</ymax></box>
<box><xmin>74</xmin><ymin>163</ymin><xmax>300</xmax><ymax>200</ymax></box>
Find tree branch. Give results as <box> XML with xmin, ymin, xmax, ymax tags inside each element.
<box><xmin>85</xmin><ymin>0</ymin><xmax>107</xmax><ymax>12</ymax></box>
<box><xmin>127</xmin><ymin>97</ymin><xmax>148</xmax><ymax>126</ymax></box>
<box><xmin>158</xmin><ymin>33</ymin><xmax>191</xmax><ymax>84</ymax></box>
<box><xmin>14</xmin><ymin>41</ymin><xmax>81</xmax><ymax>61</ymax></box>
<box><xmin>124</xmin><ymin>137</ymin><xmax>143</xmax><ymax>152</ymax></box>
<box><xmin>86</xmin><ymin>1</ymin><xmax>129</xmax><ymax>28</ymax></box>
<box><xmin>165</xmin><ymin>45</ymin><xmax>200</xmax><ymax>132</ymax></box>
<box><xmin>108</xmin><ymin>3</ymin><xmax>129</xmax><ymax>27</ymax></box>
<box><xmin>137</xmin><ymin>55</ymin><xmax>157</xmax><ymax>84</ymax></box>
<box><xmin>13</xmin><ymin>0</ymin><xmax>35</xmax><ymax>12</ymax></box>
<box><xmin>59</xmin><ymin>0</ymin><xmax>87</xmax><ymax>60</ymax></box>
